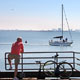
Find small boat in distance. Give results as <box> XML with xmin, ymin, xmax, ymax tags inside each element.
<box><xmin>49</xmin><ymin>4</ymin><xmax>73</xmax><ymax>46</ymax></box>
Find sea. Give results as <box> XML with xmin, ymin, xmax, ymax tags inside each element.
<box><xmin>0</xmin><ymin>30</ymin><xmax>80</xmax><ymax>71</ymax></box>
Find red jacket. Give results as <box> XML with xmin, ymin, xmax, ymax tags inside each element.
<box><xmin>11</xmin><ymin>41</ymin><xmax>24</xmax><ymax>55</ymax></box>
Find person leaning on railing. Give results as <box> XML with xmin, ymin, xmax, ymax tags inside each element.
<box><xmin>8</xmin><ymin>37</ymin><xmax>25</xmax><ymax>80</ymax></box>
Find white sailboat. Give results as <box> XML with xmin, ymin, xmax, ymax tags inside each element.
<box><xmin>49</xmin><ymin>4</ymin><xmax>73</xmax><ymax>46</ymax></box>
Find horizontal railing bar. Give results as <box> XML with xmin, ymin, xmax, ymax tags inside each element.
<box><xmin>74</xmin><ymin>52</ymin><xmax>80</xmax><ymax>54</ymax></box>
<box><xmin>6</xmin><ymin>68</ymin><xmax>43</xmax><ymax>70</ymax></box>
<box><xmin>6</xmin><ymin>62</ymin><xmax>74</xmax><ymax>65</ymax></box>
<box><xmin>24</xmin><ymin>51</ymin><xmax>75</xmax><ymax>53</ymax></box>
<box><xmin>5</xmin><ymin>51</ymin><xmax>75</xmax><ymax>54</ymax></box>
<box><xmin>23</xmin><ymin>57</ymin><xmax>74</xmax><ymax>59</ymax></box>
<box><xmin>75</xmin><ymin>63</ymin><xmax>80</xmax><ymax>66</ymax></box>
<box><xmin>6</xmin><ymin>68</ymin><xmax>73</xmax><ymax>70</ymax></box>
<box><xmin>5</xmin><ymin>57</ymin><xmax>74</xmax><ymax>59</ymax></box>
<box><xmin>6</xmin><ymin>63</ymin><xmax>44</xmax><ymax>65</ymax></box>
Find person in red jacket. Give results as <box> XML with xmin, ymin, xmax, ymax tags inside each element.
<box><xmin>8</xmin><ymin>37</ymin><xmax>24</xmax><ymax>80</ymax></box>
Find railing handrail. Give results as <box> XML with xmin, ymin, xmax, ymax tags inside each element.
<box><xmin>5</xmin><ymin>51</ymin><xmax>76</xmax><ymax>54</ymax></box>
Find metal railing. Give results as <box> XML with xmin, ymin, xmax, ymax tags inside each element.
<box><xmin>5</xmin><ymin>51</ymin><xmax>80</xmax><ymax>71</ymax></box>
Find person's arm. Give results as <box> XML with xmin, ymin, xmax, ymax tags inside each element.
<box><xmin>20</xmin><ymin>43</ymin><xmax>24</xmax><ymax>53</ymax></box>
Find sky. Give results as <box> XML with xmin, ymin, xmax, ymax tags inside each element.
<box><xmin>0</xmin><ymin>0</ymin><xmax>80</xmax><ymax>30</ymax></box>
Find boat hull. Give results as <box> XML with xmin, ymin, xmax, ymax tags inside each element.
<box><xmin>49</xmin><ymin>41</ymin><xmax>73</xmax><ymax>46</ymax></box>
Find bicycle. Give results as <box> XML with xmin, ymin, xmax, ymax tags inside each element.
<box><xmin>43</xmin><ymin>53</ymin><xmax>73</xmax><ymax>79</ymax></box>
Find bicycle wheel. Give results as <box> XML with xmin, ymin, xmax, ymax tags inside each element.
<box><xmin>43</xmin><ymin>60</ymin><xmax>57</xmax><ymax>77</ymax></box>
<box><xmin>58</xmin><ymin>62</ymin><xmax>73</xmax><ymax>79</ymax></box>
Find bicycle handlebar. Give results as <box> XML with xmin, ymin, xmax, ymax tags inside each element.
<box><xmin>52</xmin><ymin>53</ymin><xmax>59</xmax><ymax>58</ymax></box>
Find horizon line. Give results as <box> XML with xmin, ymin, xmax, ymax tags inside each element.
<box><xmin>0</xmin><ymin>29</ymin><xmax>80</xmax><ymax>31</ymax></box>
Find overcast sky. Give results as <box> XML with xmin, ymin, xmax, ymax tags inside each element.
<box><xmin>0</xmin><ymin>0</ymin><xmax>80</xmax><ymax>30</ymax></box>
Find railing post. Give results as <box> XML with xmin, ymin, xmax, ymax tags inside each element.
<box><xmin>21</xmin><ymin>53</ymin><xmax>23</xmax><ymax>73</ymax></box>
<box><xmin>56</xmin><ymin>52</ymin><xmax>58</xmax><ymax>63</ymax></box>
<box><xmin>18</xmin><ymin>53</ymin><xmax>25</xmax><ymax>79</ymax></box>
<box><xmin>5</xmin><ymin>52</ymin><xmax>7</xmax><ymax>70</ymax></box>
<box><xmin>73</xmin><ymin>52</ymin><xmax>75</xmax><ymax>70</ymax></box>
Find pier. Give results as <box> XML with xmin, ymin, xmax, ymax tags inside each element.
<box><xmin>1</xmin><ymin>51</ymin><xmax>80</xmax><ymax>80</ymax></box>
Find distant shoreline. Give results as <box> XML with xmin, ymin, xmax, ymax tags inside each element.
<box><xmin>0</xmin><ymin>29</ymin><xmax>79</xmax><ymax>32</ymax></box>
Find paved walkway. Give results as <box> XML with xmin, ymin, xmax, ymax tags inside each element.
<box><xmin>0</xmin><ymin>78</ymin><xmax>80</xmax><ymax>80</ymax></box>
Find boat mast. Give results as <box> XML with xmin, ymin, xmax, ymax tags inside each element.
<box><xmin>62</xmin><ymin>4</ymin><xmax>63</xmax><ymax>39</ymax></box>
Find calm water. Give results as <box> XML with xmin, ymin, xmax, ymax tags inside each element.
<box><xmin>0</xmin><ymin>30</ymin><xmax>80</xmax><ymax>71</ymax></box>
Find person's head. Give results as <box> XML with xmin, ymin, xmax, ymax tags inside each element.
<box><xmin>17</xmin><ymin>37</ymin><xmax>22</xmax><ymax>42</ymax></box>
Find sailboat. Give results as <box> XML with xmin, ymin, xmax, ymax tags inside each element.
<box><xmin>49</xmin><ymin>4</ymin><xmax>73</xmax><ymax>46</ymax></box>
